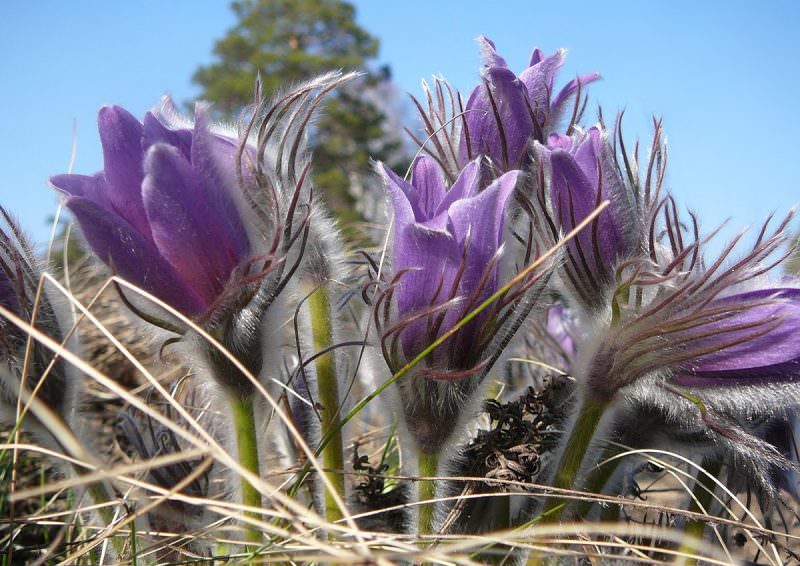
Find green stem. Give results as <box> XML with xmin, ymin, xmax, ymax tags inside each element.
<box><xmin>288</xmin><ymin>205</ymin><xmax>611</xmax><ymax>499</ymax></box>
<box><xmin>308</xmin><ymin>287</ymin><xmax>345</xmax><ymax>524</ymax></box>
<box><xmin>229</xmin><ymin>395</ymin><xmax>263</xmax><ymax>549</ymax></box>
<box><xmin>575</xmin><ymin>445</ymin><xmax>625</xmax><ymax>519</ymax></box>
<box><xmin>543</xmin><ymin>398</ymin><xmax>609</xmax><ymax>520</ymax></box>
<box><xmin>674</xmin><ymin>458</ymin><xmax>723</xmax><ymax>565</ymax></box>
<box><xmin>417</xmin><ymin>449</ymin><xmax>439</xmax><ymax>537</ymax></box>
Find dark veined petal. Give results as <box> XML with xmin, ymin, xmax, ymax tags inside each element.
<box><xmin>550</xmin><ymin>140</ymin><xmax>625</xmax><ymax>272</ymax></box>
<box><xmin>64</xmin><ymin>195</ymin><xmax>207</xmax><ymax>316</ymax></box>
<box><xmin>571</xmin><ymin>128</ymin><xmax>602</xmax><ymax>188</ymax></box>
<box><xmin>97</xmin><ymin>106</ymin><xmax>151</xmax><ymax>240</ymax></box>
<box><xmin>393</xmin><ymin>221</ymin><xmax>461</xmax><ymax>359</ymax></box>
<box><xmin>672</xmin><ymin>288</ymin><xmax>800</xmax><ymax>386</ymax></box>
<box><xmin>463</xmin><ymin>66</ymin><xmax>533</xmax><ymax>170</ymax></box>
<box><xmin>142</xmin><ymin>143</ymin><xmax>243</xmax><ymax>307</ymax></box>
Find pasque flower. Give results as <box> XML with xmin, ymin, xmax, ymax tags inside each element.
<box><xmin>461</xmin><ymin>36</ymin><xmax>599</xmax><ymax>173</ymax></box>
<box><xmin>538</xmin><ymin>122</ymin><xmax>800</xmax><ymax>514</ymax></box>
<box><xmin>548</xmin><ymin>206</ymin><xmax>800</xmax><ymax>502</ymax></box>
<box><xmin>373</xmin><ymin>155</ymin><xmax>549</xmax><ymax>454</ymax></box>
<box><xmin>380</xmin><ymin>156</ymin><xmax>519</xmax><ymax>373</ymax></box>
<box><xmin>534</xmin><ymin>125</ymin><xmax>639</xmax><ymax>312</ymax></box>
<box><xmin>51</xmin><ymin>101</ymin><xmax>251</xmax><ymax>319</ymax></box>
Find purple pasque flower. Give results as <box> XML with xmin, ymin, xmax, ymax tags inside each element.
<box><xmin>375</xmin><ymin>156</ymin><xmax>529</xmax><ymax>452</ymax></box>
<box><xmin>558</xmin><ymin>206</ymin><xmax>800</xmax><ymax>500</ymax></box>
<box><xmin>538</xmin><ymin>126</ymin><xmax>634</xmax><ymax>310</ymax></box>
<box><xmin>669</xmin><ymin>287</ymin><xmax>800</xmax><ymax>387</ymax></box>
<box><xmin>50</xmin><ymin>100</ymin><xmax>251</xmax><ymax>319</ymax></box>
<box><xmin>460</xmin><ymin>36</ymin><xmax>599</xmax><ymax>173</ymax></box>
<box><xmin>379</xmin><ymin>156</ymin><xmax>519</xmax><ymax>374</ymax></box>
<box><xmin>577</xmin><ymin>205</ymin><xmax>800</xmax><ymax>404</ymax></box>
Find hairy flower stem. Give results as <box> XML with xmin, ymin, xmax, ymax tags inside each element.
<box><xmin>288</xmin><ymin>203</ymin><xmax>609</xmax><ymax>497</ymax></box>
<box><xmin>83</xmin><ymin>481</ymin><xmax>129</xmax><ymax>558</ymax></box>
<box><xmin>674</xmin><ymin>458</ymin><xmax>723</xmax><ymax>565</ymax></box>
<box><xmin>543</xmin><ymin>398</ymin><xmax>609</xmax><ymax>520</ymax></box>
<box><xmin>417</xmin><ymin>449</ymin><xmax>439</xmax><ymax>537</ymax></box>
<box><xmin>575</xmin><ymin>446</ymin><xmax>625</xmax><ymax>518</ymax></box>
<box><xmin>308</xmin><ymin>287</ymin><xmax>345</xmax><ymax>524</ymax></box>
<box><xmin>229</xmin><ymin>394</ymin><xmax>264</xmax><ymax>549</ymax></box>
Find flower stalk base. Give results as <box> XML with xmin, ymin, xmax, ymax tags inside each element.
<box><xmin>230</xmin><ymin>394</ymin><xmax>263</xmax><ymax>549</ymax></box>
<box><xmin>417</xmin><ymin>449</ymin><xmax>439</xmax><ymax>537</ymax></box>
<box><xmin>674</xmin><ymin>458</ymin><xmax>723</xmax><ymax>565</ymax></box>
<box><xmin>543</xmin><ymin>398</ymin><xmax>609</xmax><ymax>520</ymax></box>
<box><xmin>308</xmin><ymin>287</ymin><xmax>346</xmax><ymax>524</ymax></box>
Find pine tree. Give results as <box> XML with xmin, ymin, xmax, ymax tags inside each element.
<box><xmin>192</xmin><ymin>0</ymin><xmax>407</xmax><ymax>221</ymax></box>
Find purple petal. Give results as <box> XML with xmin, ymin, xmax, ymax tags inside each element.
<box><xmin>394</xmin><ymin>223</ymin><xmax>461</xmax><ymax>310</ymax></box>
<box><xmin>519</xmin><ymin>49</ymin><xmax>565</xmax><ymax>116</ymax></box>
<box><xmin>65</xmin><ymin>195</ymin><xmax>207</xmax><ymax>316</ymax></box>
<box><xmin>97</xmin><ymin>106</ymin><xmax>151</xmax><ymax>239</ymax></box>
<box><xmin>547</xmin><ymin>305</ymin><xmax>576</xmax><ymax>358</ymax></box>
<box><xmin>382</xmin><ymin>163</ymin><xmax>417</xmax><ymax>229</ymax></box>
<box><xmin>142</xmin><ymin>111</ymin><xmax>193</xmax><ymax>160</ymax></box>
<box><xmin>572</xmin><ymin>128</ymin><xmax>603</xmax><ymax>189</ymax></box>
<box><xmin>551</xmin><ymin>72</ymin><xmax>601</xmax><ymax>113</ymax></box>
<box><xmin>547</xmin><ymin>133</ymin><xmax>572</xmax><ymax>151</ymax></box>
<box><xmin>393</xmin><ymin>222</ymin><xmax>461</xmax><ymax>360</ymax></box>
<box><xmin>464</xmin><ymin>67</ymin><xmax>533</xmax><ymax>169</ymax></box>
<box><xmin>673</xmin><ymin>288</ymin><xmax>800</xmax><ymax>386</ymax></box>
<box><xmin>410</xmin><ymin>156</ymin><xmax>446</xmax><ymax>219</ymax></box>
<box><xmin>190</xmin><ymin>106</ymin><xmax>250</xmax><ymax>260</ymax></box>
<box><xmin>550</xmin><ymin>147</ymin><xmax>625</xmax><ymax>270</ymax></box>
<box><xmin>477</xmin><ymin>35</ymin><xmax>508</xmax><ymax>70</ymax></box>
<box><xmin>436</xmin><ymin>158</ymin><xmax>481</xmax><ymax>214</ymax></box>
<box><xmin>50</xmin><ymin>173</ymin><xmax>112</xmax><ymax>211</ymax></box>
<box><xmin>447</xmin><ymin>170</ymin><xmax>519</xmax><ymax>289</ymax></box>
<box><xmin>528</xmin><ymin>48</ymin><xmax>546</xmax><ymax>67</ymax></box>
<box><xmin>142</xmin><ymin>144</ymin><xmax>243</xmax><ymax>306</ymax></box>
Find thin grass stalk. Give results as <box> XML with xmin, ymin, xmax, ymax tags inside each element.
<box><xmin>674</xmin><ymin>458</ymin><xmax>723</xmax><ymax>566</ymax></box>
<box><xmin>308</xmin><ymin>287</ymin><xmax>346</xmax><ymax>524</ymax></box>
<box><xmin>290</xmin><ymin>202</ymin><xmax>612</xmax><ymax>497</ymax></box>
<box><xmin>575</xmin><ymin>446</ymin><xmax>626</xmax><ymax>519</ymax></box>
<box><xmin>229</xmin><ymin>394</ymin><xmax>263</xmax><ymax>549</ymax></box>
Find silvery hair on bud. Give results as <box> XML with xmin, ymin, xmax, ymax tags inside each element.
<box><xmin>621</xmin><ymin>376</ymin><xmax>800</xmax><ymax>500</ymax></box>
<box><xmin>0</xmin><ymin>208</ymin><xmax>85</xmax><ymax>456</ymax></box>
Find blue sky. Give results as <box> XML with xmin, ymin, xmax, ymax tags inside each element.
<box><xmin>2</xmin><ymin>1</ymin><xmax>799</xmax><ymax>253</ymax></box>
